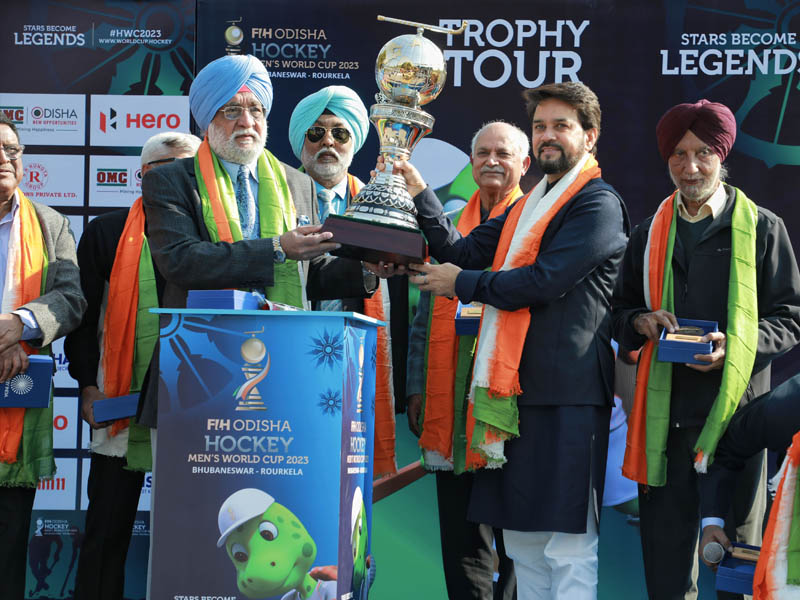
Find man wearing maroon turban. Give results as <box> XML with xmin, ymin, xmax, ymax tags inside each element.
<box><xmin>612</xmin><ymin>100</ymin><xmax>800</xmax><ymax>599</ymax></box>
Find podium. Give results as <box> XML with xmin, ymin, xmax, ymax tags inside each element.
<box><xmin>149</xmin><ymin>309</ymin><xmax>380</xmax><ymax>600</ymax></box>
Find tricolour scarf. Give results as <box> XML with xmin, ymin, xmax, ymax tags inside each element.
<box><xmin>623</xmin><ymin>186</ymin><xmax>758</xmax><ymax>486</ymax></box>
<box><xmin>195</xmin><ymin>138</ymin><xmax>306</xmax><ymax>309</ymax></box>
<box><xmin>419</xmin><ymin>186</ymin><xmax>520</xmax><ymax>473</ymax></box>
<box><xmin>754</xmin><ymin>430</ymin><xmax>800</xmax><ymax>598</ymax></box>
<box><xmin>100</xmin><ymin>197</ymin><xmax>157</xmax><ymax>471</ymax></box>
<box><xmin>0</xmin><ymin>190</ymin><xmax>52</xmax><ymax>483</ymax></box>
<box><xmin>347</xmin><ymin>174</ymin><xmax>397</xmax><ymax>476</ymax></box>
<box><xmin>469</xmin><ymin>155</ymin><xmax>601</xmax><ymax>466</ymax></box>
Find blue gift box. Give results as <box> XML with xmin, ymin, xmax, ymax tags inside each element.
<box><xmin>0</xmin><ymin>355</ymin><xmax>53</xmax><ymax>408</ymax></box>
<box><xmin>93</xmin><ymin>393</ymin><xmax>140</xmax><ymax>423</ymax></box>
<box><xmin>186</xmin><ymin>290</ymin><xmax>262</xmax><ymax>310</ymax></box>
<box><xmin>657</xmin><ymin>318</ymin><xmax>717</xmax><ymax>364</ymax></box>
<box><xmin>716</xmin><ymin>543</ymin><xmax>759</xmax><ymax>595</ymax></box>
<box><xmin>455</xmin><ymin>301</ymin><xmax>483</xmax><ymax>336</ymax></box>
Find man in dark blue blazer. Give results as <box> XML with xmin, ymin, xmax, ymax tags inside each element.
<box><xmin>373</xmin><ymin>82</ymin><xmax>628</xmax><ymax>598</ymax></box>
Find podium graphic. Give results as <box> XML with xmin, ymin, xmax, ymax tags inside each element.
<box><xmin>150</xmin><ymin>309</ymin><xmax>379</xmax><ymax>600</ymax></box>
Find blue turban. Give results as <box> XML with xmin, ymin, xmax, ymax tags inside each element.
<box><xmin>189</xmin><ymin>55</ymin><xmax>273</xmax><ymax>132</ymax></box>
<box><xmin>288</xmin><ymin>86</ymin><xmax>369</xmax><ymax>159</ymax></box>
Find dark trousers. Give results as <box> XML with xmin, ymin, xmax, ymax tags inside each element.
<box><xmin>639</xmin><ymin>426</ymin><xmax>766</xmax><ymax>600</ymax></box>
<box><xmin>436</xmin><ymin>470</ymin><xmax>516</xmax><ymax>600</ymax></box>
<box><xmin>0</xmin><ymin>485</ymin><xmax>36</xmax><ymax>599</ymax></box>
<box><xmin>74</xmin><ymin>453</ymin><xmax>145</xmax><ymax>600</ymax></box>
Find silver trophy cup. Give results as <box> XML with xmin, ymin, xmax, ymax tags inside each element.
<box><xmin>321</xmin><ymin>16</ymin><xmax>466</xmax><ymax>265</ymax></box>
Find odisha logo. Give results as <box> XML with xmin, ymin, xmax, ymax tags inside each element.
<box><xmin>31</xmin><ymin>107</ymin><xmax>44</xmax><ymax>119</ymax></box>
<box><xmin>10</xmin><ymin>374</ymin><xmax>33</xmax><ymax>395</ymax></box>
<box><xmin>23</xmin><ymin>162</ymin><xmax>48</xmax><ymax>192</ymax></box>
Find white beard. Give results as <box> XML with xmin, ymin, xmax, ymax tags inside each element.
<box><xmin>208</xmin><ymin>122</ymin><xmax>267</xmax><ymax>165</ymax></box>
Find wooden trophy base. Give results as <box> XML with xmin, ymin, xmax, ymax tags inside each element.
<box><xmin>321</xmin><ymin>214</ymin><xmax>427</xmax><ymax>265</ymax></box>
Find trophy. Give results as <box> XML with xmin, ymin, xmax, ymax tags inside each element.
<box><xmin>321</xmin><ymin>16</ymin><xmax>467</xmax><ymax>265</ymax></box>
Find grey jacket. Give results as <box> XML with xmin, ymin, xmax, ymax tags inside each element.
<box><xmin>24</xmin><ymin>200</ymin><xmax>85</xmax><ymax>346</ymax></box>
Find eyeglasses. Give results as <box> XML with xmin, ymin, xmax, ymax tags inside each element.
<box><xmin>305</xmin><ymin>126</ymin><xmax>351</xmax><ymax>144</ymax></box>
<box><xmin>146</xmin><ymin>157</ymin><xmax>176</xmax><ymax>166</ymax></box>
<box><xmin>0</xmin><ymin>144</ymin><xmax>24</xmax><ymax>160</ymax></box>
<box><xmin>217</xmin><ymin>105</ymin><xmax>265</xmax><ymax>121</ymax></box>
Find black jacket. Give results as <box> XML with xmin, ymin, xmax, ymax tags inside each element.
<box><xmin>415</xmin><ymin>177</ymin><xmax>629</xmax><ymax>408</ymax></box>
<box><xmin>613</xmin><ymin>184</ymin><xmax>800</xmax><ymax>427</ymax></box>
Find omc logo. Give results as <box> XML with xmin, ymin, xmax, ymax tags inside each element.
<box><xmin>96</xmin><ymin>168</ymin><xmax>127</xmax><ymax>187</ymax></box>
<box><xmin>0</xmin><ymin>106</ymin><xmax>24</xmax><ymax>124</ymax></box>
<box><xmin>23</xmin><ymin>162</ymin><xmax>48</xmax><ymax>192</ymax></box>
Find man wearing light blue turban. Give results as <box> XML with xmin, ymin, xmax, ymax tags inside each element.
<box><xmin>139</xmin><ymin>55</ymin><xmax>377</xmax><ymax>424</ymax></box>
<box><xmin>288</xmin><ymin>85</ymin><xmax>370</xmax><ymax>219</ymax></box>
<box><xmin>288</xmin><ymin>86</ymin><xmax>405</xmax><ymax>481</ymax></box>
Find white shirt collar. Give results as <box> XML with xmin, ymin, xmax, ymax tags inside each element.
<box><xmin>677</xmin><ymin>182</ymin><xmax>726</xmax><ymax>223</ymax></box>
<box><xmin>0</xmin><ymin>191</ymin><xmax>20</xmax><ymax>225</ymax></box>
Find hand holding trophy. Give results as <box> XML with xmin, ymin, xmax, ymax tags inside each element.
<box><xmin>321</xmin><ymin>15</ymin><xmax>467</xmax><ymax>265</ymax></box>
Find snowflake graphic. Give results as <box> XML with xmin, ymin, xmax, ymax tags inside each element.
<box><xmin>318</xmin><ymin>389</ymin><xmax>342</xmax><ymax>416</ymax></box>
<box><xmin>308</xmin><ymin>330</ymin><xmax>343</xmax><ymax>369</ymax></box>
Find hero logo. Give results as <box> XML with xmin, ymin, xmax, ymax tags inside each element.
<box><xmin>1</xmin><ymin>106</ymin><xmax>25</xmax><ymax>124</ymax></box>
<box><xmin>97</xmin><ymin>168</ymin><xmax>127</xmax><ymax>187</ymax></box>
<box><xmin>23</xmin><ymin>162</ymin><xmax>48</xmax><ymax>192</ymax></box>
<box><xmin>100</xmin><ymin>107</ymin><xmax>180</xmax><ymax>132</ymax></box>
<box><xmin>53</xmin><ymin>414</ymin><xmax>68</xmax><ymax>431</ymax></box>
<box><xmin>99</xmin><ymin>108</ymin><xmax>117</xmax><ymax>133</ymax></box>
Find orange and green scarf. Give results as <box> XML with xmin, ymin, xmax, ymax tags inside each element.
<box><xmin>346</xmin><ymin>174</ymin><xmax>397</xmax><ymax>476</ymax></box>
<box><xmin>623</xmin><ymin>187</ymin><xmax>758</xmax><ymax>486</ymax></box>
<box><xmin>100</xmin><ymin>197</ymin><xmax>157</xmax><ymax>471</ymax></box>
<box><xmin>755</xmin><ymin>430</ymin><xmax>800</xmax><ymax>597</ymax></box>
<box><xmin>0</xmin><ymin>190</ymin><xmax>54</xmax><ymax>486</ymax></box>
<box><xmin>419</xmin><ymin>186</ymin><xmax>519</xmax><ymax>474</ymax></box>
<box><xmin>469</xmin><ymin>155</ymin><xmax>601</xmax><ymax>466</ymax></box>
<box><xmin>195</xmin><ymin>138</ymin><xmax>305</xmax><ymax>308</ymax></box>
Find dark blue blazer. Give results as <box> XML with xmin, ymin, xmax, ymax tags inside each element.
<box><xmin>414</xmin><ymin>178</ymin><xmax>629</xmax><ymax>407</ymax></box>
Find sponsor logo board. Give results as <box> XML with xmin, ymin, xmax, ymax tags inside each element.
<box><xmin>53</xmin><ymin>396</ymin><xmax>78</xmax><ymax>450</ymax></box>
<box><xmin>0</xmin><ymin>93</ymin><xmax>85</xmax><ymax>146</ymax></box>
<box><xmin>89</xmin><ymin>155</ymin><xmax>142</xmax><ymax>207</ymax></box>
<box><xmin>19</xmin><ymin>154</ymin><xmax>84</xmax><ymax>207</ymax></box>
<box><xmin>90</xmin><ymin>95</ymin><xmax>189</xmax><ymax>147</ymax></box>
<box><xmin>33</xmin><ymin>457</ymin><xmax>77</xmax><ymax>510</ymax></box>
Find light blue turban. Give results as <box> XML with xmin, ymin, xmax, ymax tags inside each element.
<box><xmin>189</xmin><ymin>55</ymin><xmax>273</xmax><ymax>132</ymax></box>
<box><xmin>288</xmin><ymin>86</ymin><xmax>369</xmax><ymax>159</ymax></box>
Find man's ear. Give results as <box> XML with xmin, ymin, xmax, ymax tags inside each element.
<box><xmin>521</xmin><ymin>155</ymin><xmax>531</xmax><ymax>176</ymax></box>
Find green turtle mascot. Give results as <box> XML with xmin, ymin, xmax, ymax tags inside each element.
<box><xmin>217</xmin><ymin>488</ymin><xmax>337</xmax><ymax>600</ymax></box>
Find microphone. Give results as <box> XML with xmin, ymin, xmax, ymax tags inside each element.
<box><xmin>702</xmin><ymin>541</ymin><xmax>725</xmax><ymax>564</ymax></box>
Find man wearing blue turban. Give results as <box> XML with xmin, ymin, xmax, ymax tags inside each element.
<box><xmin>288</xmin><ymin>86</ymin><xmax>406</xmax><ymax>479</ymax></box>
<box><xmin>139</xmin><ymin>56</ymin><xmax>376</xmax><ymax>424</ymax></box>
<box><xmin>289</xmin><ymin>85</ymin><xmax>370</xmax><ymax>219</ymax></box>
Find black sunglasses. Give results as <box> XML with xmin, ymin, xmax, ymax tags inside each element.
<box><xmin>146</xmin><ymin>157</ymin><xmax>177</xmax><ymax>166</ymax></box>
<box><xmin>305</xmin><ymin>126</ymin><xmax>351</xmax><ymax>144</ymax></box>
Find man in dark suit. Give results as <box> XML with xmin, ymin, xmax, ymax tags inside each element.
<box><xmin>0</xmin><ymin>114</ymin><xmax>86</xmax><ymax>599</ymax></box>
<box><xmin>698</xmin><ymin>373</ymin><xmax>800</xmax><ymax>569</ymax></box>
<box><xmin>376</xmin><ymin>82</ymin><xmax>629</xmax><ymax>598</ymax></box>
<box><xmin>612</xmin><ymin>100</ymin><xmax>800</xmax><ymax>599</ymax></box>
<box><xmin>141</xmin><ymin>55</ymin><xmax>375</xmax><ymax>427</ymax></box>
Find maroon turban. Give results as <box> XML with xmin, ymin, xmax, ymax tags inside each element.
<box><xmin>655</xmin><ymin>99</ymin><xmax>737</xmax><ymax>162</ymax></box>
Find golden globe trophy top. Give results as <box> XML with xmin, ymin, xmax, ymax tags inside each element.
<box><xmin>321</xmin><ymin>15</ymin><xmax>467</xmax><ymax>265</ymax></box>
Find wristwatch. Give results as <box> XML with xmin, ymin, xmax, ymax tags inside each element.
<box><xmin>272</xmin><ymin>236</ymin><xmax>286</xmax><ymax>264</ymax></box>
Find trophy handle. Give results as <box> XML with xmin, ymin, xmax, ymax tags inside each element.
<box><xmin>376</xmin><ymin>15</ymin><xmax>468</xmax><ymax>36</ymax></box>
